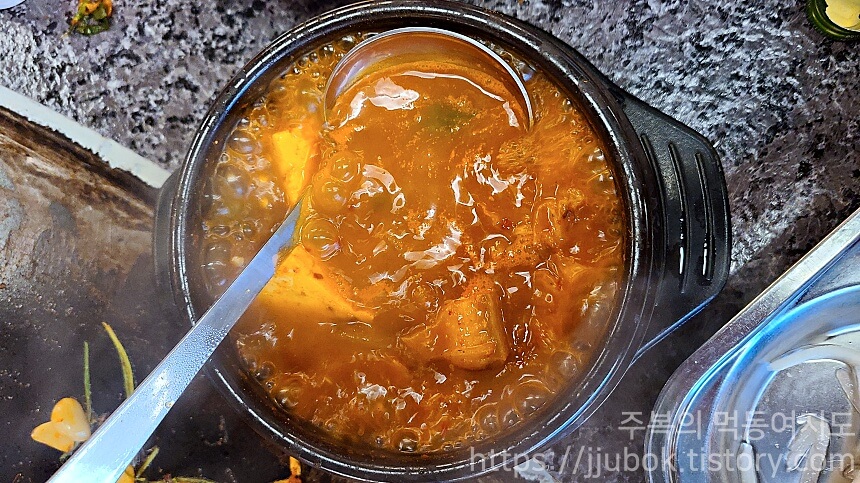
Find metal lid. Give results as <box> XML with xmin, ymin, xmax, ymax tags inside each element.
<box><xmin>647</xmin><ymin>210</ymin><xmax>860</xmax><ymax>483</ymax></box>
<box><xmin>713</xmin><ymin>286</ymin><xmax>860</xmax><ymax>482</ymax></box>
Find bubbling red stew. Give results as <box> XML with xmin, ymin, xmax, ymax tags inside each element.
<box><xmin>199</xmin><ymin>32</ymin><xmax>625</xmax><ymax>453</ymax></box>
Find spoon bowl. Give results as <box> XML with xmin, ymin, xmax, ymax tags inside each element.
<box><xmin>323</xmin><ymin>27</ymin><xmax>534</xmax><ymax>129</ymax></box>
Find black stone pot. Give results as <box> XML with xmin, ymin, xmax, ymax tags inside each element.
<box><xmin>153</xmin><ymin>1</ymin><xmax>731</xmax><ymax>480</ymax></box>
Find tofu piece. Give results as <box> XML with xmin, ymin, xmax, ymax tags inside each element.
<box><xmin>402</xmin><ymin>292</ymin><xmax>509</xmax><ymax>371</ymax></box>
<box><xmin>257</xmin><ymin>245</ymin><xmax>374</xmax><ymax>325</ymax></box>
<box><xmin>271</xmin><ymin>128</ymin><xmax>316</xmax><ymax>205</ymax></box>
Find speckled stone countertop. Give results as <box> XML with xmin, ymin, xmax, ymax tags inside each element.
<box><xmin>1</xmin><ymin>0</ymin><xmax>859</xmax><ymax>482</ymax></box>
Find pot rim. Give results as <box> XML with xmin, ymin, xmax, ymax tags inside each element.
<box><xmin>165</xmin><ymin>1</ymin><xmax>664</xmax><ymax>480</ymax></box>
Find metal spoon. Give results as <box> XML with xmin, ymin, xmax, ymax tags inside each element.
<box><xmin>47</xmin><ymin>202</ymin><xmax>303</xmax><ymax>483</ymax></box>
<box><xmin>47</xmin><ymin>27</ymin><xmax>533</xmax><ymax>483</ymax></box>
<box><xmin>323</xmin><ymin>27</ymin><xmax>534</xmax><ymax>129</ymax></box>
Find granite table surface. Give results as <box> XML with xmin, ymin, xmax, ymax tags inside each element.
<box><xmin>1</xmin><ymin>0</ymin><xmax>859</xmax><ymax>481</ymax></box>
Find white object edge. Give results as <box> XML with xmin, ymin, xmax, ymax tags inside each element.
<box><xmin>0</xmin><ymin>0</ymin><xmax>26</xmax><ymax>9</ymax></box>
<box><xmin>0</xmin><ymin>85</ymin><xmax>171</xmax><ymax>188</ymax></box>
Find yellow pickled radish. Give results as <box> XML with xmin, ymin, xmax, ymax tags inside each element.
<box><xmin>116</xmin><ymin>465</ymin><xmax>135</xmax><ymax>483</ymax></box>
<box><xmin>50</xmin><ymin>397</ymin><xmax>92</xmax><ymax>442</ymax></box>
<box><xmin>31</xmin><ymin>421</ymin><xmax>76</xmax><ymax>453</ymax></box>
<box><xmin>826</xmin><ymin>0</ymin><xmax>860</xmax><ymax>28</ymax></box>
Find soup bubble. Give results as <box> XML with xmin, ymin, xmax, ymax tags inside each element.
<box><xmin>276</xmin><ymin>382</ymin><xmax>303</xmax><ymax>409</ymax></box>
<box><xmin>208</xmin><ymin>224</ymin><xmax>231</xmax><ymax>237</ymax></box>
<box><xmin>204</xmin><ymin>240</ymin><xmax>231</xmax><ymax>266</ymax></box>
<box><xmin>227</xmin><ymin>129</ymin><xmax>261</xmax><ymax>155</ymax></box>
<box><xmin>473</xmin><ymin>403</ymin><xmax>500</xmax><ymax>433</ymax></box>
<box><xmin>241</xmin><ymin>221</ymin><xmax>258</xmax><ymax>238</ymax></box>
<box><xmin>336</xmin><ymin>35</ymin><xmax>357</xmax><ymax>52</ymax></box>
<box><xmin>550</xmin><ymin>350</ymin><xmax>581</xmax><ymax>379</ymax></box>
<box><xmin>239</xmin><ymin>352</ymin><xmax>258</xmax><ymax>374</ymax></box>
<box><xmin>393</xmin><ymin>428</ymin><xmax>421</xmax><ymax>453</ymax></box>
<box><xmin>328</xmin><ymin>151</ymin><xmax>362</xmax><ymax>185</ymax></box>
<box><xmin>498</xmin><ymin>401</ymin><xmax>522</xmax><ymax>429</ymax></box>
<box><xmin>254</xmin><ymin>361</ymin><xmax>274</xmax><ymax>381</ymax></box>
<box><xmin>512</xmin><ymin>381</ymin><xmax>551</xmax><ymax>415</ymax></box>
<box><xmin>301</xmin><ymin>217</ymin><xmax>341</xmax><ymax>259</ymax></box>
<box><xmin>215</xmin><ymin>164</ymin><xmax>251</xmax><ymax>200</ymax></box>
<box><xmin>312</xmin><ymin>180</ymin><xmax>349</xmax><ymax>214</ymax></box>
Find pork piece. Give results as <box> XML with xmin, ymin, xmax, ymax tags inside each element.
<box><xmin>401</xmin><ymin>287</ymin><xmax>509</xmax><ymax>371</ymax></box>
<box><xmin>532</xmin><ymin>256</ymin><xmax>610</xmax><ymax>336</ymax></box>
<box><xmin>479</xmin><ymin>187</ymin><xmax>585</xmax><ymax>272</ymax></box>
<box><xmin>530</xmin><ymin>187</ymin><xmax>586</xmax><ymax>252</ymax></box>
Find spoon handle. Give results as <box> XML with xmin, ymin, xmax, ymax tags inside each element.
<box><xmin>48</xmin><ymin>202</ymin><xmax>303</xmax><ymax>483</ymax></box>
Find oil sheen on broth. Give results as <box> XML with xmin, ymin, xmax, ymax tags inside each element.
<box><xmin>200</xmin><ymin>33</ymin><xmax>625</xmax><ymax>453</ymax></box>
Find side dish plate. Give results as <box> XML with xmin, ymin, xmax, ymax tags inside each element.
<box><xmin>647</xmin><ymin>208</ymin><xmax>860</xmax><ymax>483</ymax></box>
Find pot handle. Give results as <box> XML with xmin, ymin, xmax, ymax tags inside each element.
<box><xmin>153</xmin><ymin>169</ymin><xmax>183</xmax><ymax>311</ymax></box>
<box><xmin>615</xmin><ymin>92</ymin><xmax>731</xmax><ymax>360</ymax></box>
